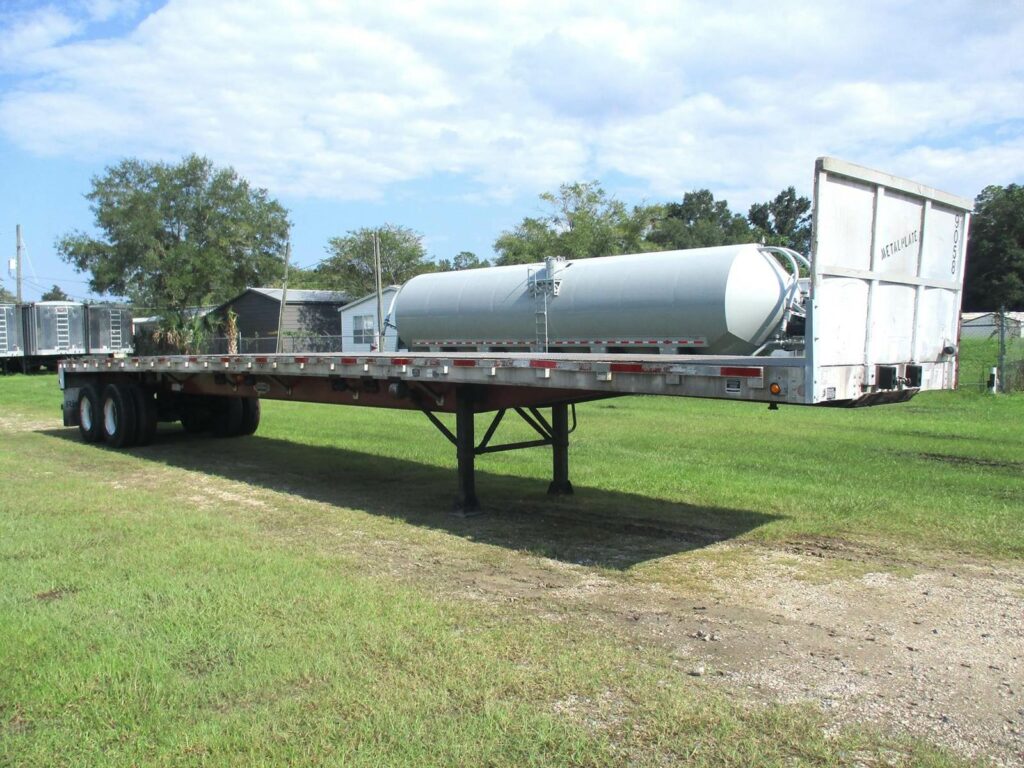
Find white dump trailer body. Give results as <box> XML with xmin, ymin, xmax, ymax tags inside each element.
<box><xmin>391</xmin><ymin>244</ymin><xmax>800</xmax><ymax>356</ymax></box>
<box><xmin>809</xmin><ymin>158</ymin><xmax>971</xmax><ymax>400</ymax></box>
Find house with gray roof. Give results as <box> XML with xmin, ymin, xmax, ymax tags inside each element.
<box><xmin>211</xmin><ymin>287</ymin><xmax>351</xmax><ymax>353</ymax></box>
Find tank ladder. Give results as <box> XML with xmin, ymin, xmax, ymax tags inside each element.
<box><xmin>109</xmin><ymin>309</ymin><xmax>123</xmax><ymax>350</ymax></box>
<box><xmin>55</xmin><ymin>306</ymin><xmax>71</xmax><ymax>351</ymax></box>
<box><xmin>528</xmin><ymin>258</ymin><xmax>563</xmax><ymax>353</ymax></box>
<box><xmin>0</xmin><ymin>310</ymin><xmax>8</xmax><ymax>353</ymax></box>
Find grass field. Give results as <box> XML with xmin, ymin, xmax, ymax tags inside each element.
<box><xmin>1</xmin><ymin>341</ymin><xmax>1021</xmax><ymax>766</ymax></box>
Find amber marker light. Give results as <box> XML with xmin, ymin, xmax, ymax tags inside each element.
<box><xmin>769</xmin><ymin>383</ymin><xmax>782</xmax><ymax>395</ymax></box>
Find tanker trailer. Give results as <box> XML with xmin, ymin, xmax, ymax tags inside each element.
<box><xmin>388</xmin><ymin>244</ymin><xmax>807</xmax><ymax>355</ymax></box>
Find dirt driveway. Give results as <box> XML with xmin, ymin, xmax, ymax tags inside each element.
<box><xmin>323</xmin><ymin>505</ymin><xmax>1024</xmax><ymax>766</ymax></box>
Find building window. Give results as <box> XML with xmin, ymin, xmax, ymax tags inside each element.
<box><xmin>353</xmin><ymin>314</ymin><xmax>375</xmax><ymax>345</ymax></box>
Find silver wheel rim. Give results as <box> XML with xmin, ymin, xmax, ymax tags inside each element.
<box><xmin>104</xmin><ymin>398</ymin><xmax>116</xmax><ymax>435</ymax></box>
<box><xmin>80</xmin><ymin>396</ymin><xmax>92</xmax><ymax>431</ymax></box>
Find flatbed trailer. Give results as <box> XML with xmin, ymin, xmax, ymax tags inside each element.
<box><xmin>57</xmin><ymin>158</ymin><xmax>974</xmax><ymax>511</ymax></box>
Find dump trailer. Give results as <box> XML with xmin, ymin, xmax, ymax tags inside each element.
<box><xmin>58</xmin><ymin>158</ymin><xmax>973</xmax><ymax>511</ymax></box>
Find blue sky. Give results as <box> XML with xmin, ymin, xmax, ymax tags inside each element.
<box><xmin>1</xmin><ymin>0</ymin><xmax>1022</xmax><ymax>302</ymax></box>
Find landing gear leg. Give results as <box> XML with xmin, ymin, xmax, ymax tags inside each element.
<box><xmin>548</xmin><ymin>402</ymin><xmax>574</xmax><ymax>496</ymax></box>
<box><xmin>454</xmin><ymin>387</ymin><xmax>480</xmax><ymax>515</ymax></box>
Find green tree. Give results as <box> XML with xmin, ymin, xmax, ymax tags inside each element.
<box><xmin>58</xmin><ymin>154</ymin><xmax>290</xmax><ymax>322</ymax></box>
<box><xmin>0</xmin><ymin>284</ymin><xmax>15</xmax><ymax>303</ymax></box>
<box><xmin>437</xmin><ymin>251</ymin><xmax>490</xmax><ymax>271</ymax></box>
<box><xmin>748</xmin><ymin>187</ymin><xmax>812</xmax><ymax>254</ymax></box>
<box><xmin>964</xmin><ymin>184</ymin><xmax>1024</xmax><ymax>311</ymax></box>
<box><xmin>315</xmin><ymin>224</ymin><xmax>434</xmax><ymax>296</ymax></box>
<box><xmin>646</xmin><ymin>190</ymin><xmax>752</xmax><ymax>250</ymax></box>
<box><xmin>494</xmin><ymin>182</ymin><xmax>653</xmax><ymax>265</ymax></box>
<box><xmin>40</xmin><ymin>284</ymin><xmax>70</xmax><ymax>301</ymax></box>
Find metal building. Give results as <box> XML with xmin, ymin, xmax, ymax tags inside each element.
<box><xmin>211</xmin><ymin>288</ymin><xmax>350</xmax><ymax>353</ymax></box>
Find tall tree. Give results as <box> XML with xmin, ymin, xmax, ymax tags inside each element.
<box><xmin>964</xmin><ymin>184</ymin><xmax>1024</xmax><ymax>311</ymax></box>
<box><xmin>0</xmin><ymin>285</ymin><xmax>15</xmax><ymax>303</ymax></box>
<box><xmin>316</xmin><ymin>224</ymin><xmax>434</xmax><ymax>296</ymax></box>
<box><xmin>58</xmin><ymin>154</ymin><xmax>290</xmax><ymax>321</ymax></box>
<box><xmin>494</xmin><ymin>182</ymin><xmax>653</xmax><ymax>265</ymax></box>
<box><xmin>646</xmin><ymin>190</ymin><xmax>752</xmax><ymax>250</ymax></box>
<box><xmin>748</xmin><ymin>186</ymin><xmax>812</xmax><ymax>254</ymax></box>
<box><xmin>437</xmin><ymin>251</ymin><xmax>490</xmax><ymax>271</ymax></box>
<box><xmin>40</xmin><ymin>284</ymin><xmax>71</xmax><ymax>301</ymax></box>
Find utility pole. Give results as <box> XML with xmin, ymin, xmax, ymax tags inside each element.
<box><xmin>373</xmin><ymin>230</ymin><xmax>384</xmax><ymax>351</ymax></box>
<box><xmin>275</xmin><ymin>241</ymin><xmax>291</xmax><ymax>354</ymax></box>
<box><xmin>15</xmin><ymin>224</ymin><xmax>24</xmax><ymax>303</ymax></box>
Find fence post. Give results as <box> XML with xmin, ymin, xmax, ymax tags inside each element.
<box><xmin>998</xmin><ymin>306</ymin><xmax>1007</xmax><ymax>394</ymax></box>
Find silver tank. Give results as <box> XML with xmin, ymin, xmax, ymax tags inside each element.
<box><xmin>1</xmin><ymin>304</ymin><xmax>24</xmax><ymax>357</ymax></box>
<box><xmin>389</xmin><ymin>244</ymin><xmax>797</xmax><ymax>355</ymax></box>
<box><xmin>86</xmin><ymin>305</ymin><xmax>133</xmax><ymax>354</ymax></box>
<box><xmin>23</xmin><ymin>301</ymin><xmax>87</xmax><ymax>356</ymax></box>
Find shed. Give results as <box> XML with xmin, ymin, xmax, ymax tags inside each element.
<box><xmin>339</xmin><ymin>287</ymin><xmax>400</xmax><ymax>352</ymax></box>
<box><xmin>212</xmin><ymin>287</ymin><xmax>350</xmax><ymax>353</ymax></box>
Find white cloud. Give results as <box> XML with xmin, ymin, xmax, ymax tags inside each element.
<box><xmin>0</xmin><ymin>6</ymin><xmax>80</xmax><ymax>69</ymax></box>
<box><xmin>0</xmin><ymin>0</ymin><xmax>1021</xmax><ymax>206</ymax></box>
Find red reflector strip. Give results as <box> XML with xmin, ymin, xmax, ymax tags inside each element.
<box><xmin>720</xmin><ymin>367</ymin><xmax>763</xmax><ymax>377</ymax></box>
<box><xmin>294</xmin><ymin>357</ymin><xmax>308</xmax><ymax>364</ymax></box>
<box><xmin>391</xmin><ymin>357</ymin><xmax>411</xmax><ymax>365</ymax></box>
<box><xmin>610</xmin><ymin>363</ymin><xmax>644</xmax><ymax>373</ymax></box>
<box><xmin>188</xmin><ymin>356</ymin><xmax>198</xmax><ymax>362</ymax></box>
<box><xmin>453</xmin><ymin>359</ymin><xmax>476</xmax><ymax>367</ymax></box>
<box><xmin>530</xmin><ymin>360</ymin><xmax>557</xmax><ymax>369</ymax></box>
<box><xmin>254</xmin><ymin>357</ymin><xmax>268</xmax><ymax>364</ymax></box>
<box><xmin>341</xmin><ymin>357</ymin><xmax>358</xmax><ymax>365</ymax></box>
<box><xmin>220</xmin><ymin>357</ymin><xmax>231</xmax><ymax>363</ymax></box>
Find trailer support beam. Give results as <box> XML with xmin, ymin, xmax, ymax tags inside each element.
<box><xmin>548</xmin><ymin>402</ymin><xmax>574</xmax><ymax>496</ymax></box>
<box><xmin>454</xmin><ymin>387</ymin><xmax>480</xmax><ymax>515</ymax></box>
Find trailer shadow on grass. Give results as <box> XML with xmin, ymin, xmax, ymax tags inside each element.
<box><xmin>41</xmin><ymin>427</ymin><xmax>781</xmax><ymax>570</ymax></box>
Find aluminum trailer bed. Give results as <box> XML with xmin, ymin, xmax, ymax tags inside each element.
<box><xmin>57</xmin><ymin>158</ymin><xmax>974</xmax><ymax>511</ymax></box>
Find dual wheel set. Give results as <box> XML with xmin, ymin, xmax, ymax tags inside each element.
<box><xmin>76</xmin><ymin>382</ymin><xmax>260</xmax><ymax>448</ymax></box>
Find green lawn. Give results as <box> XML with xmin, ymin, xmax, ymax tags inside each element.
<box><xmin>1</xmin><ymin>346</ymin><xmax>1019</xmax><ymax>766</ymax></box>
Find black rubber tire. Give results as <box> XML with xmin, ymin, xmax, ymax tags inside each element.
<box><xmin>101</xmin><ymin>382</ymin><xmax>138</xmax><ymax>449</ymax></box>
<box><xmin>212</xmin><ymin>397</ymin><xmax>244</xmax><ymax>438</ymax></box>
<box><xmin>180</xmin><ymin>409</ymin><xmax>211</xmax><ymax>434</ymax></box>
<box><xmin>132</xmin><ymin>384</ymin><xmax>158</xmax><ymax>446</ymax></box>
<box><xmin>238</xmin><ymin>397</ymin><xmax>261</xmax><ymax>436</ymax></box>
<box><xmin>77</xmin><ymin>383</ymin><xmax>103</xmax><ymax>443</ymax></box>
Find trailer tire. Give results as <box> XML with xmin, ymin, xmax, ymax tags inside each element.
<box><xmin>180</xmin><ymin>407</ymin><xmax>211</xmax><ymax>434</ymax></box>
<box><xmin>238</xmin><ymin>397</ymin><xmax>260</xmax><ymax>436</ymax></box>
<box><xmin>77</xmin><ymin>384</ymin><xmax>103</xmax><ymax>443</ymax></box>
<box><xmin>132</xmin><ymin>385</ymin><xmax>158</xmax><ymax>446</ymax></box>
<box><xmin>212</xmin><ymin>397</ymin><xmax>244</xmax><ymax>438</ymax></box>
<box><xmin>101</xmin><ymin>383</ymin><xmax>138</xmax><ymax>448</ymax></box>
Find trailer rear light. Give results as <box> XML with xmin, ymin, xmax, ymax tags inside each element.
<box><xmin>391</xmin><ymin>357</ymin><xmax>411</xmax><ymax>366</ymax></box>
<box><xmin>769</xmin><ymin>383</ymin><xmax>782</xmax><ymax>395</ymax></box>
<box><xmin>610</xmin><ymin>362</ymin><xmax>644</xmax><ymax>373</ymax></box>
<box><xmin>720</xmin><ymin>366</ymin><xmax>763</xmax><ymax>377</ymax></box>
<box><xmin>453</xmin><ymin>359</ymin><xmax>476</xmax><ymax>367</ymax></box>
<box><xmin>530</xmin><ymin>360</ymin><xmax>557</xmax><ymax>369</ymax></box>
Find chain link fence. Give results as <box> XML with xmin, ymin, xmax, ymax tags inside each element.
<box><xmin>959</xmin><ymin>310</ymin><xmax>1024</xmax><ymax>393</ymax></box>
<box><xmin>204</xmin><ymin>335</ymin><xmax>344</xmax><ymax>354</ymax></box>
